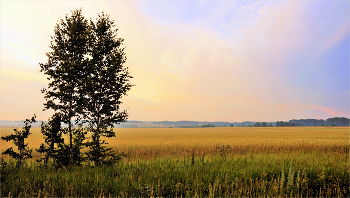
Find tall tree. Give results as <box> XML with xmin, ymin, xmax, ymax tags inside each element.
<box><xmin>1</xmin><ymin>115</ymin><xmax>36</xmax><ymax>168</ymax></box>
<box><xmin>40</xmin><ymin>9</ymin><xmax>90</xmax><ymax>166</ymax></box>
<box><xmin>83</xmin><ymin>13</ymin><xmax>133</xmax><ymax>166</ymax></box>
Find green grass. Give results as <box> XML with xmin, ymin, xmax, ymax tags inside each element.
<box><xmin>1</xmin><ymin>151</ymin><xmax>348</xmax><ymax>197</ymax></box>
<box><xmin>1</xmin><ymin>127</ymin><xmax>349</xmax><ymax>197</ymax></box>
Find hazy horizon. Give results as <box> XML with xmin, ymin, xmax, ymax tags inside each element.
<box><xmin>1</xmin><ymin>1</ymin><xmax>349</xmax><ymax>122</ymax></box>
<box><xmin>0</xmin><ymin>116</ymin><xmax>347</xmax><ymax>123</ymax></box>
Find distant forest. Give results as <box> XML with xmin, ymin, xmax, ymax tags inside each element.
<box><xmin>118</xmin><ymin>117</ymin><xmax>349</xmax><ymax>128</ymax></box>
<box><xmin>0</xmin><ymin>117</ymin><xmax>348</xmax><ymax>128</ymax></box>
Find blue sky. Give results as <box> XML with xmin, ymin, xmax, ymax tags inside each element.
<box><xmin>0</xmin><ymin>1</ymin><xmax>349</xmax><ymax>121</ymax></box>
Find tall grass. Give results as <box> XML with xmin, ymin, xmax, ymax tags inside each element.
<box><xmin>1</xmin><ymin>152</ymin><xmax>348</xmax><ymax>197</ymax></box>
<box><xmin>1</xmin><ymin>127</ymin><xmax>349</xmax><ymax>197</ymax></box>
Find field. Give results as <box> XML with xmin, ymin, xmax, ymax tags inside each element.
<box><xmin>1</xmin><ymin>127</ymin><xmax>349</xmax><ymax>197</ymax></box>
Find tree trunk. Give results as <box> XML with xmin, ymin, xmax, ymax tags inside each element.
<box><xmin>69</xmin><ymin>99</ymin><xmax>73</xmax><ymax>166</ymax></box>
<box><xmin>17</xmin><ymin>138</ymin><xmax>23</xmax><ymax>168</ymax></box>
<box><xmin>96</xmin><ymin>119</ymin><xmax>101</xmax><ymax>165</ymax></box>
<box><xmin>48</xmin><ymin>137</ymin><xmax>54</xmax><ymax>166</ymax></box>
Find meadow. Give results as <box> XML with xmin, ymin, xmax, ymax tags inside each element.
<box><xmin>1</xmin><ymin>127</ymin><xmax>349</xmax><ymax>197</ymax></box>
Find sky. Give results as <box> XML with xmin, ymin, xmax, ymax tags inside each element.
<box><xmin>0</xmin><ymin>1</ymin><xmax>349</xmax><ymax>122</ymax></box>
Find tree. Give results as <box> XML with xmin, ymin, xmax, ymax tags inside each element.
<box><xmin>253</xmin><ymin>122</ymin><xmax>261</xmax><ymax>127</ymax></box>
<box><xmin>201</xmin><ymin>124</ymin><xmax>215</xmax><ymax>127</ymax></box>
<box><xmin>36</xmin><ymin>113</ymin><xmax>64</xmax><ymax>167</ymax></box>
<box><xmin>1</xmin><ymin>115</ymin><xmax>36</xmax><ymax>168</ymax></box>
<box><xmin>261</xmin><ymin>122</ymin><xmax>267</xmax><ymax>127</ymax></box>
<box><xmin>82</xmin><ymin>13</ymin><xmax>133</xmax><ymax>166</ymax></box>
<box><xmin>326</xmin><ymin>117</ymin><xmax>349</xmax><ymax>126</ymax></box>
<box><xmin>276</xmin><ymin>121</ymin><xmax>285</xmax><ymax>127</ymax></box>
<box><xmin>40</xmin><ymin>9</ymin><xmax>90</xmax><ymax>166</ymax></box>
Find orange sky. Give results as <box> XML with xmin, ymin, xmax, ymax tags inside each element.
<box><xmin>0</xmin><ymin>1</ymin><xmax>349</xmax><ymax>122</ymax></box>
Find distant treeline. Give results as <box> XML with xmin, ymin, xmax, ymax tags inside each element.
<box><xmin>289</xmin><ymin>117</ymin><xmax>349</xmax><ymax>126</ymax></box>
<box><xmin>1</xmin><ymin>117</ymin><xmax>348</xmax><ymax>128</ymax></box>
<box><xmin>120</xmin><ymin>117</ymin><xmax>349</xmax><ymax>128</ymax></box>
<box><xmin>237</xmin><ymin>117</ymin><xmax>349</xmax><ymax>127</ymax></box>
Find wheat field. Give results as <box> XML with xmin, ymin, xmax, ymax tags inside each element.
<box><xmin>1</xmin><ymin>127</ymin><xmax>349</xmax><ymax>197</ymax></box>
<box><xmin>1</xmin><ymin>126</ymin><xmax>348</xmax><ymax>159</ymax></box>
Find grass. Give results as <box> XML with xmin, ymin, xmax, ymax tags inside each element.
<box><xmin>1</xmin><ymin>127</ymin><xmax>349</xmax><ymax>197</ymax></box>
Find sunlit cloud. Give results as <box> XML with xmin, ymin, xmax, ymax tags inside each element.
<box><xmin>0</xmin><ymin>1</ymin><xmax>348</xmax><ymax>121</ymax></box>
<box><xmin>303</xmin><ymin>104</ymin><xmax>342</xmax><ymax>117</ymax></box>
<box><xmin>321</xmin><ymin>22</ymin><xmax>349</xmax><ymax>52</ymax></box>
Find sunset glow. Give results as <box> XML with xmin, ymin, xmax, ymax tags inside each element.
<box><xmin>0</xmin><ymin>1</ymin><xmax>348</xmax><ymax>121</ymax></box>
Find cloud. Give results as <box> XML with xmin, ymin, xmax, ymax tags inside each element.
<box><xmin>232</xmin><ymin>1</ymin><xmax>349</xmax><ymax>117</ymax></box>
<box><xmin>0</xmin><ymin>1</ymin><xmax>348</xmax><ymax>121</ymax></box>
<box><xmin>321</xmin><ymin>22</ymin><xmax>349</xmax><ymax>52</ymax></box>
<box><xmin>303</xmin><ymin>104</ymin><xmax>342</xmax><ymax>117</ymax></box>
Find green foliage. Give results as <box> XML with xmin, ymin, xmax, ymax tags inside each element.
<box><xmin>201</xmin><ymin>124</ymin><xmax>215</xmax><ymax>127</ymax></box>
<box><xmin>36</xmin><ymin>113</ymin><xmax>64</xmax><ymax>166</ymax></box>
<box><xmin>276</xmin><ymin>121</ymin><xmax>296</xmax><ymax>127</ymax></box>
<box><xmin>40</xmin><ymin>9</ymin><xmax>132</xmax><ymax>167</ymax></box>
<box><xmin>36</xmin><ymin>113</ymin><xmax>87</xmax><ymax>168</ymax></box>
<box><xmin>1</xmin><ymin>115</ymin><xmax>36</xmax><ymax>168</ymax></box>
<box><xmin>326</xmin><ymin>117</ymin><xmax>349</xmax><ymax>126</ymax></box>
<box><xmin>40</xmin><ymin>9</ymin><xmax>91</xmax><ymax>167</ymax></box>
<box><xmin>253</xmin><ymin>122</ymin><xmax>261</xmax><ymax>127</ymax></box>
<box><xmin>82</xmin><ymin>12</ymin><xmax>133</xmax><ymax>166</ymax></box>
<box><xmin>54</xmin><ymin>127</ymin><xmax>87</xmax><ymax>168</ymax></box>
<box><xmin>1</xmin><ymin>152</ymin><xmax>348</xmax><ymax>197</ymax></box>
<box><xmin>85</xmin><ymin>133</ymin><xmax>125</xmax><ymax>166</ymax></box>
<box><xmin>39</xmin><ymin>8</ymin><xmax>90</xmax><ymax>121</ymax></box>
<box><xmin>0</xmin><ymin>158</ymin><xmax>9</xmax><ymax>183</ymax></box>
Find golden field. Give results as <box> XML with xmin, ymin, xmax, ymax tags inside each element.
<box><xmin>1</xmin><ymin>126</ymin><xmax>349</xmax><ymax>197</ymax></box>
<box><xmin>1</xmin><ymin>127</ymin><xmax>348</xmax><ymax>160</ymax></box>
